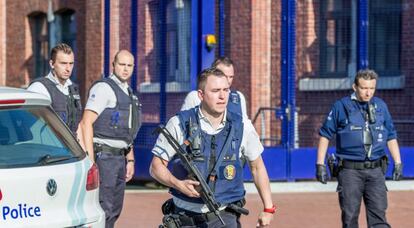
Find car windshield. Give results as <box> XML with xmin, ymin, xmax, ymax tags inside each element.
<box><xmin>0</xmin><ymin>106</ymin><xmax>85</xmax><ymax>168</ymax></box>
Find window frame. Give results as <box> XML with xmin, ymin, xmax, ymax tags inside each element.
<box><xmin>299</xmin><ymin>0</ymin><xmax>404</xmax><ymax>91</ymax></box>
<box><xmin>29</xmin><ymin>13</ymin><xmax>49</xmax><ymax>79</ymax></box>
<box><xmin>368</xmin><ymin>0</ymin><xmax>402</xmax><ymax>77</ymax></box>
<box><xmin>140</xmin><ymin>0</ymin><xmax>192</xmax><ymax>93</ymax></box>
<box><xmin>319</xmin><ymin>0</ymin><xmax>353</xmax><ymax>78</ymax></box>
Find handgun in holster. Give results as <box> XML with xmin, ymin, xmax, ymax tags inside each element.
<box><xmin>159</xmin><ymin>214</ymin><xmax>181</xmax><ymax>228</ymax></box>
<box><xmin>380</xmin><ymin>155</ymin><xmax>389</xmax><ymax>175</ymax></box>
<box><xmin>159</xmin><ymin>199</ymin><xmax>180</xmax><ymax>228</ymax></box>
<box><xmin>327</xmin><ymin>154</ymin><xmax>340</xmax><ymax>178</ymax></box>
<box><xmin>161</xmin><ymin>198</ymin><xmax>175</xmax><ymax>215</ymax></box>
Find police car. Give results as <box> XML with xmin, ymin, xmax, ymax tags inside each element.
<box><xmin>0</xmin><ymin>87</ymin><xmax>105</xmax><ymax>227</ymax></box>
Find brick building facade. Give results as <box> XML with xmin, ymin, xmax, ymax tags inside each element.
<box><xmin>0</xmin><ymin>0</ymin><xmax>412</xmax><ymax>147</ymax></box>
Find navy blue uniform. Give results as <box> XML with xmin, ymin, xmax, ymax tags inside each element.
<box><xmin>320</xmin><ymin>94</ymin><xmax>396</xmax><ymax>228</ymax></box>
<box><xmin>168</xmin><ymin>108</ymin><xmax>245</xmax><ymax>227</ymax></box>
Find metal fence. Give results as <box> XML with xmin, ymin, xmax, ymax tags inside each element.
<box><xmin>134</xmin><ymin>0</ymin><xmax>412</xmax><ymax>148</ymax></box>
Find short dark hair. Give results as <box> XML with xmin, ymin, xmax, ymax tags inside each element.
<box><xmin>211</xmin><ymin>57</ymin><xmax>233</xmax><ymax>68</ymax></box>
<box><xmin>197</xmin><ymin>68</ymin><xmax>226</xmax><ymax>90</ymax></box>
<box><xmin>50</xmin><ymin>43</ymin><xmax>73</xmax><ymax>62</ymax></box>
<box><xmin>354</xmin><ymin>69</ymin><xmax>378</xmax><ymax>86</ymax></box>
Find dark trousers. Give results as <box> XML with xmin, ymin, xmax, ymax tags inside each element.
<box><xmin>173</xmin><ymin>207</ymin><xmax>240</xmax><ymax>228</ymax></box>
<box><xmin>96</xmin><ymin>152</ymin><xmax>126</xmax><ymax>228</ymax></box>
<box><xmin>337</xmin><ymin>167</ymin><xmax>390</xmax><ymax>228</ymax></box>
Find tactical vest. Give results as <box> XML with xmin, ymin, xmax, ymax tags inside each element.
<box><xmin>227</xmin><ymin>90</ymin><xmax>242</xmax><ymax>116</ymax></box>
<box><xmin>30</xmin><ymin>77</ymin><xmax>82</xmax><ymax>132</ymax></box>
<box><xmin>336</xmin><ymin>96</ymin><xmax>388</xmax><ymax>161</ymax></box>
<box><xmin>92</xmin><ymin>78</ymin><xmax>141</xmax><ymax>145</ymax></box>
<box><xmin>170</xmin><ymin>108</ymin><xmax>245</xmax><ymax>205</ymax></box>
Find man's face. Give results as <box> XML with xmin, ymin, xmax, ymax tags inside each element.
<box><xmin>353</xmin><ymin>78</ymin><xmax>376</xmax><ymax>102</ymax></box>
<box><xmin>113</xmin><ymin>52</ymin><xmax>134</xmax><ymax>82</ymax></box>
<box><xmin>216</xmin><ymin>64</ymin><xmax>234</xmax><ymax>86</ymax></box>
<box><xmin>198</xmin><ymin>75</ymin><xmax>230</xmax><ymax>116</ymax></box>
<box><xmin>50</xmin><ymin>52</ymin><xmax>74</xmax><ymax>84</ymax></box>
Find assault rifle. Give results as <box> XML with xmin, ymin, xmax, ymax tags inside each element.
<box><xmin>154</xmin><ymin>125</ymin><xmax>225</xmax><ymax>225</ymax></box>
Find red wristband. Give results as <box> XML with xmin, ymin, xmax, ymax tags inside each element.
<box><xmin>263</xmin><ymin>205</ymin><xmax>277</xmax><ymax>214</ymax></box>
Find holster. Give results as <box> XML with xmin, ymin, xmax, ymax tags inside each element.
<box><xmin>380</xmin><ymin>155</ymin><xmax>389</xmax><ymax>175</ymax></box>
<box><xmin>159</xmin><ymin>199</ymin><xmax>180</xmax><ymax>228</ymax></box>
<box><xmin>159</xmin><ymin>214</ymin><xmax>181</xmax><ymax>228</ymax></box>
<box><xmin>161</xmin><ymin>198</ymin><xmax>175</xmax><ymax>215</ymax></box>
<box><xmin>327</xmin><ymin>154</ymin><xmax>340</xmax><ymax>178</ymax></box>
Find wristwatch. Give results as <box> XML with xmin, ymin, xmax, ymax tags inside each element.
<box><xmin>127</xmin><ymin>159</ymin><xmax>135</xmax><ymax>164</ymax></box>
<box><xmin>263</xmin><ymin>205</ymin><xmax>277</xmax><ymax>214</ymax></box>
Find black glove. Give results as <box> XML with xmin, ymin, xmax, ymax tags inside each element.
<box><xmin>316</xmin><ymin>164</ymin><xmax>328</xmax><ymax>184</ymax></box>
<box><xmin>392</xmin><ymin>163</ymin><xmax>403</xmax><ymax>181</ymax></box>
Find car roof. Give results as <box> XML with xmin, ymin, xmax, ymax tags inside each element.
<box><xmin>0</xmin><ymin>86</ymin><xmax>51</xmax><ymax>106</ymax></box>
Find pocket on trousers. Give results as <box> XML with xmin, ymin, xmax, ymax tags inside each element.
<box><xmin>96</xmin><ymin>154</ymin><xmax>118</xmax><ymax>187</ymax></box>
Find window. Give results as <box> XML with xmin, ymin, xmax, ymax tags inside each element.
<box><xmin>29</xmin><ymin>10</ymin><xmax>77</xmax><ymax>81</ymax></box>
<box><xmin>299</xmin><ymin>0</ymin><xmax>403</xmax><ymax>90</ymax></box>
<box><xmin>166</xmin><ymin>0</ymin><xmax>191</xmax><ymax>84</ymax></box>
<box><xmin>369</xmin><ymin>0</ymin><xmax>401</xmax><ymax>76</ymax></box>
<box><xmin>29</xmin><ymin>13</ymin><xmax>49</xmax><ymax>79</ymax></box>
<box><xmin>56</xmin><ymin>10</ymin><xmax>77</xmax><ymax>48</ymax></box>
<box><xmin>320</xmin><ymin>0</ymin><xmax>353</xmax><ymax>78</ymax></box>
<box><xmin>0</xmin><ymin>107</ymin><xmax>83</xmax><ymax>168</ymax></box>
<box><xmin>54</xmin><ymin>10</ymin><xmax>78</xmax><ymax>82</ymax></box>
<box><xmin>142</xmin><ymin>0</ymin><xmax>191</xmax><ymax>92</ymax></box>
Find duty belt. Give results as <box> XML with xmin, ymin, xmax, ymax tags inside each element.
<box><xmin>172</xmin><ymin>200</ymin><xmax>246</xmax><ymax>226</ymax></box>
<box><xmin>181</xmin><ymin>211</ymin><xmax>218</xmax><ymax>226</ymax></box>
<box><xmin>341</xmin><ymin>159</ymin><xmax>381</xmax><ymax>170</ymax></box>
<box><xmin>174</xmin><ymin>209</ymin><xmax>237</xmax><ymax>226</ymax></box>
<box><xmin>93</xmin><ymin>143</ymin><xmax>131</xmax><ymax>156</ymax></box>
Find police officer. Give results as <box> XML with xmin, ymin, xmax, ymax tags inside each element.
<box><xmin>150</xmin><ymin>68</ymin><xmax>275</xmax><ymax>228</ymax></box>
<box><xmin>316</xmin><ymin>69</ymin><xmax>403</xmax><ymax>228</ymax></box>
<box><xmin>27</xmin><ymin>43</ymin><xmax>82</xmax><ymax>135</ymax></box>
<box><xmin>81</xmin><ymin>50</ymin><xmax>141</xmax><ymax>228</ymax></box>
<box><xmin>181</xmin><ymin>57</ymin><xmax>248</xmax><ymax>120</ymax></box>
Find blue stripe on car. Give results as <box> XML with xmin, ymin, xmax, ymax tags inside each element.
<box><xmin>77</xmin><ymin>158</ymin><xmax>88</xmax><ymax>225</ymax></box>
<box><xmin>68</xmin><ymin>161</ymin><xmax>82</xmax><ymax>225</ymax></box>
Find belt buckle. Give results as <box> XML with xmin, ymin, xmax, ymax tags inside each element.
<box><xmin>364</xmin><ymin>161</ymin><xmax>372</xmax><ymax>169</ymax></box>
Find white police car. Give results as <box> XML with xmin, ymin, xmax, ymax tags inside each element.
<box><xmin>0</xmin><ymin>87</ymin><xmax>105</xmax><ymax>227</ymax></box>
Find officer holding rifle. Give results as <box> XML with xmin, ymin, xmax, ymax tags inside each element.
<box><xmin>150</xmin><ymin>68</ymin><xmax>275</xmax><ymax>228</ymax></box>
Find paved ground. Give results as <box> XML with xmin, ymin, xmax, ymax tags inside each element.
<box><xmin>116</xmin><ymin>181</ymin><xmax>414</xmax><ymax>228</ymax></box>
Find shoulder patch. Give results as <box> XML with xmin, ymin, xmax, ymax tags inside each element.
<box><xmin>327</xmin><ymin>110</ymin><xmax>333</xmax><ymax>121</ymax></box>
